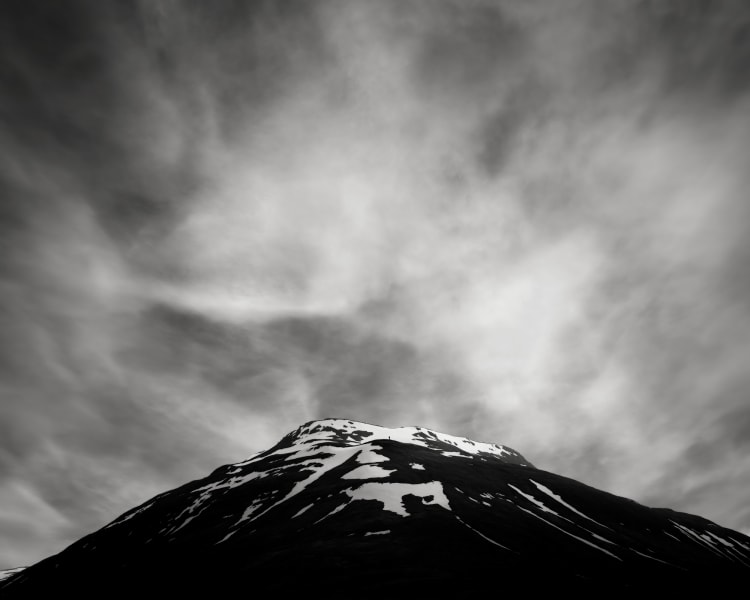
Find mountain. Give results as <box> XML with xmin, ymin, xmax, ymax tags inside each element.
<box><xmin>2</xmin><ymin>418</ymin><xmax>749</xmax><ymax>596</ymax></box>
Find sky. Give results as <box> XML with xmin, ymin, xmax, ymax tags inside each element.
<box><xmin>2</xmin><ymin>0</ymin><xmax>750</xmax><ymax>569</ymax></box>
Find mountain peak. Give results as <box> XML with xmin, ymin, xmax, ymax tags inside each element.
<box><xmin>275</xmin><ymin>417</ymin><xmax>534</xmax><ymax>466</ymax></box>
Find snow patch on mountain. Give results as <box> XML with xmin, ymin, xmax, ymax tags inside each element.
<box><xmin>342</xmin><ymin>465</ymin><xmax>394</xmax><ymax>479</ymax></box>
<box><xmin>355</xmin><ymin>447</ymin><xmax>390</xmax><ymax>464</ymax></box>
<box><xmin>105</xmin><ymin>498</ymin><xmax>158</xmax><ymax>529</ymax></box>
<box><xmin>0</xmin><ymin>567</ymin><xmax>24</xmax><ymax>582</ymax></box>
<box><xmin>344</xmin><ymin>481</ymin><xmax>451</xmax><ymax>517</ymax></box>
<box><xmin>529</xmin><ymin>479</ymin><xmax>613</xmax><ymax>531</ymax></box>
<box><xmin>508</xmin><ymin>484</ymin><xmax>560</xmax><ymax>516</ymax></box>
<box><xmin>292</xmin><ymin>504</ymin><xmax>313</xmax><ymax>518</ymax></box>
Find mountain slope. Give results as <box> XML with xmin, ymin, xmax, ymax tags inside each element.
<box><xmin>2</xmin><ymin>418</ymin><xmax>749</xmax><ymax>596</ymax></box>
<box><xmin>0</xmin><ymin>568</ymin><xmax>24</xmax><ymax>583</ymax></box>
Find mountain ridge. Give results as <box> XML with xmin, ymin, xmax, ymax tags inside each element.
<box><xmin>2</xmin><ymin>418</ymin><xmax>749</xmax><ymax>596</ymax></box>
<box><xmin>271</xmin><ymin>417</ymin><xmax>534</xmax><ymax>463</ymax></box>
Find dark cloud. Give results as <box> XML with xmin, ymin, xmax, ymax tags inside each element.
<box><xmin>476</xmin><ymin>80</ymin><xmax>547</xmax><ymax>176</ymax></box>
<box><xmin>411</xmin><ymin>1</ymin><xmax>524</xmax><ymax>98</ymax></box>
<box><xmin>633</xmin><ymin>0</ymin><xmax>750</xmax><ymax>101</ymax></box>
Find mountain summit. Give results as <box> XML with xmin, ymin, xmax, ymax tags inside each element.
<box><xmin>2</xmin><ymin>418</ymin><xmax>749</xmax><ymax>596</ymax></box>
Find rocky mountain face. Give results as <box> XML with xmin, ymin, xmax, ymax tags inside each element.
<box><xmin>2</xmin><ymin>418</ymin><xmax>749</xmax><ymax>596</ymax></box>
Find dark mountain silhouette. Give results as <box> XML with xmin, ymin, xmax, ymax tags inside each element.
<box><xmin>2</xmin><ymin>418</ymin><xmax>749</xmax><ymax>596</ymax></box>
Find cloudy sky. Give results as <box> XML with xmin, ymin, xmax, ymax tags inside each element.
<box><xmin>2</xmin><ymin>0</ymin><xmax>750</xmax><ymax>568</ymax></box>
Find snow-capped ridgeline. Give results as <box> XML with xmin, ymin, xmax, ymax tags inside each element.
<box><xmin>273</xmin><ymin>418</ymin><xmax>532</xmax><ymax>464</ymax></box>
